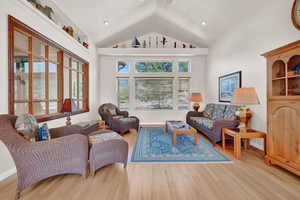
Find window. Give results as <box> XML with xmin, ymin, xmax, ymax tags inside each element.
<box><xmin>178</xmin><ymin>61</ymin><xmax>190</xmax><ymax>72</ymax></box>
<box><xmin>135</xmin><ymin>61</ymin><xmax>172</xmax><ymax>72</ymax></box>
<box><xmin>116</xmin><ymin>60</ymin><xmax>191</xmax><ymax>110</ymax></box>
<box><xmin>63</xmin><ymin>57</ymin><xmax>85</xmax><ymax>111</ymax></box>
<box><xmin>9</xmin><ymin>16</ymin><xmax>89</xmax><ymax>122</ymax></box>
<box><xmin>135</xmin><ymin>78</ymin><xmax>173</xmax><ymax>110</ymax></box>
<box><xmin>117</xmin><ymin>78</ymin><xmax>129</xmax><ymax>109</ymax></box>
<box><xmin>117</xmin><ymin>61</ymin><xmax>129</xmax><ymax>73</ymax></box>
<box><xmin>177</xmin><ymin>78</ymin><xmax>190</xmax><ymax>110</ymax></box>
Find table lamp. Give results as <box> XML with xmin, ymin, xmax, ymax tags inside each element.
<box><xmin>62</xmin><ymin>98</ymin><xmax>72</xmax><ymax>126</ymax></box>
<box><xmin>231</xmin><ymin>88</ymin><xmax>260</xmax><ymax>131</ymax></box>
<box><xmin>189</xmin><ymin>93</ymin><xmax>202</xmax><ymax>112</ymax></box>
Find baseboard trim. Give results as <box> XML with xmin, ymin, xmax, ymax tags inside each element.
<box><xmin>140</xmin><ymin>122</ymin><xmax>165</xmax><ymax>126</ymax></box>
<box><xmin>0</xmin><ymin>167</ymin><xmax>16</xmax><ymax>181</ymax></box>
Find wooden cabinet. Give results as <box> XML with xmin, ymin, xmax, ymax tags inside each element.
<box><xmin>262</xmin><ymin>40</ymin><xmax>300</xmax><ymax>176</ymax></box>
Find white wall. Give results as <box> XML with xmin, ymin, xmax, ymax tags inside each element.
<box><xmin>206</xmin><ymin>1</ymin><xmax>300</xmax><ymax>148</ymax></box>
<box><xmin>0</xmin><ymin>0</ymin><xmax>98</xmax><ymax>178</ymax></box>
<box><xmin>99</xmin><ymin>55</ymin><xmax>207</xmax><ymax>124</ymax></box>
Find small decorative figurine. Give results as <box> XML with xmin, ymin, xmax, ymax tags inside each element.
<box><xmin>149</xmin><ymin>36</ymin><xmax>152</xmax><ymax>48</ymax></box>
<box><xmin>183</xmin><ymin>44</ymin><xmax>186</xmax><ymax>48</ymax></box>
<box><xmin>174</xmin><ymin>42</ymin><xmax>177</xmax><ymax>48</ymax></box>
<box><xmin>161</xmin><ymin>36</ymin><xmax>167</xmax><ymax>48</ymax></box>
<box><xmin>132</xmin><ymin>37</ymin><xmax>141</xmax><ymax>48</ymax></box>
<box><xmin>143</xmin><ymin>40</ymin><xmax>147</xmax><ymax>48</ymax></box>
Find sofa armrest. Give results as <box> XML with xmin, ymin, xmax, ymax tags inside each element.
<box><xmin>100</xmin><ymin>111</ymin><xmax>113</xmax><ymax>125</ymax></box>
<box><xmin>213</xmin><ymin>119</ymin><xmax>239</xmax><ymax>128</ymax></box>
<box><xmin>50</xmin><ymin>125</ymin><xmax>83</xmax><ymax>138</ymax></box>
<box><xmin>186</xmin><ymin>111</ymin><xmax>204</xmax><ymax>123</ymax></box>
<box><xmin>211</xmin><ymin>119</ymin><xmax>239</xmax><ymax>143</ymax></box>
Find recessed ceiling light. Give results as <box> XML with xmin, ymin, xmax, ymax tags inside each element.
<box><xmin>104</xmin><ymin>20</ymin><xmax>109</xmax><ymax>26</ymax></box>
<box><xmin>201</xmin><ymin>21</ymin><xmax>207</xmax><ymax>26</ymax></box>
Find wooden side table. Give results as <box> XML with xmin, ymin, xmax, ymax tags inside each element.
<box><xmin>92</xmin><ymin>120</ymin><xmax>108</xmax><ymax>130</ymax></box>
<box><xmin>222</xmin><ymin>128</ymin><xmax>266</xmax><ymax>159</ymax></box>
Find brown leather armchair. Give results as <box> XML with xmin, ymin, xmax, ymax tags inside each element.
<box><xmin>98</xmin><ymin>103</ymin><xmax>139</xmax><ymax>134</ymax></box>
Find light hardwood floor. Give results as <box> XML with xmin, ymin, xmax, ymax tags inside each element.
<box><xmin>1</xmin><ymin>128</ymin><xmax>300</xmax><ymax>200</ymax></box>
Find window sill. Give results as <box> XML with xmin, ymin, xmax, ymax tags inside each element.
<box><xmin>35</xmin><ymin>109</ymin><xmax>89</xmax><ymax>123</ymax></box>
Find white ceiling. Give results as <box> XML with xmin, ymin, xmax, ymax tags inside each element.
<box><xmin>52</xmin><ymin>0</ymin><xmax>269</xmax><ymax>48</ymax></box>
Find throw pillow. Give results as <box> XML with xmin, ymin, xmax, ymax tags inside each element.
<box><xmin>211</xmin><ymin>104</ymin><xmax>226</xmax><ymax>120</ymax></box>
<box><xmin>37</xmin><ymin>123</ymin><xmax>51</xmax><ymax>141</ymax></box>
<box><xmin>203</xmin><ymin>104</ymin><xmax>215</xmax><ymax>118</ymax></box>
<box><xmin>108</xmin><ymin>108</ymin><xmax>117</xmax><ymax>116</ymax></box>
<box><xmin>15</xmin><ymin>114</ymin><xmax>38</xmax><ymax>142</ymax></box>
<box><xmin>224</xmin><ymin>105</ymin><xmax>239</xmax><ymax>120</ymax></box>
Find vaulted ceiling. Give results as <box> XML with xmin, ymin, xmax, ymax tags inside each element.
<box><xmin>52</xmin><ymin>0</ymin><xmax>269</xmax><ymax>48</ymax></box>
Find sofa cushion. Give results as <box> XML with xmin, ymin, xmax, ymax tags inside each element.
<box><xmin>224</xmin><ymin>105</ymin><xmax>239</xmax><ymax>120</ymax></box>
<box><xmin>190</xmin><ymin>117</ymin><xmax>214</xmax><ymax>130</ymax></box>
<box><xmin>88</xmin><ymin>132</ymin><xmax>123</xmax><ymax>145</ymax></box>
<box><xmin>203</xmin><ymin>104</ymin><xmax>215</xmax><ymax>119</ymax></box>
<box><xmin>112</xmin><ymin>115</ymin><xmax>124</xmax><ymax>120</ymax></box>
<box><xmin>211</xmin><ymin>104</ymin><xmax>226</xmax><ymax>120</ymax></box>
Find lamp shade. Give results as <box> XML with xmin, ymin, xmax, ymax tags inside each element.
<box><xmin>231</xmin><ymin>88</ymin><xmax>260</xmax><ymax>105</ymax></box>
<box><xmin>189</xmin><ymin>93</ymin><xmax>202</xmax><ymax>102</ymax></box>
<box><xmin>61</xmin><ymin>98</ymin><xmax>72</xmax><ymax>113</ymax></box>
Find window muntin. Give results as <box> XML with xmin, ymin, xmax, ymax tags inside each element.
<box><xmin>135</xmin><ymin>78</ymin><xmax>174</xmax><ymax>110</ymax></box>
<box><xmin>135</xmin><ymin>61</ymin><xmax>173</xmax><ymax>72</ymax></box>
<box><xmin>117</xmin><ymin>78</ymin><xmax>129</xmax><ymax>109</ymax></box>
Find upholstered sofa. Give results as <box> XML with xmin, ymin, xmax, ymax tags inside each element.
<box><xmin>186</xmin><ymin>103</ymin><xmax>240</xmax><ymax>145</ymax></box>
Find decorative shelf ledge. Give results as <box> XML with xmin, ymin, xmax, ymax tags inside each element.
<box><xmin>97</xmin><ymin>48</ymin><xmax>208</xmax><ymax>56</ymax></box>
<box><xmin>17</xmin><ymin>0</ymin><xmax>89</xmax><ymax>53</ymax></box>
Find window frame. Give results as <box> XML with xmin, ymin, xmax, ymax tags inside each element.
<box><xmin>116</xmin><ymin>61</ymin><xmax>130</xmax><ymax>73</ymax></box>
<box><xmin>177</xmin><ymin>60</ymin><xmax>191</xmax><ymax>73</ymax></box>
<box><xmin>134</xmin><ymin>60</ymin><xmax>173</xmax><ymax>73</ymax></box>
<box><xmin>8</xmin><ymin>15</ymin><xmax>89</xmax><ymax>122</ymax></box>
<box><xmin>117</xmin><ymin>77</ymin><xmax>130</xmax><ymax>109</ymax></box>
<box><xmin>116</xmin><ymin>59</ymin><xmax>192</xmax><ymax>111</ymax></box>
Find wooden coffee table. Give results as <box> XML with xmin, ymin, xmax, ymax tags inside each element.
<box><xmin>222</xmin><ymin>128</ymin><xmax>266</xmax><ymax>159</ymax></box>
<box><xmin>166</xmin><ymin>121</ymin><xmax>198</xmax><ymax>146</ymax></box>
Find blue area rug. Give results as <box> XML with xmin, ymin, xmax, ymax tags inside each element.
<box><xmin>131</xmin><ymin>127</ymin><xmax>230</xmax><ymax>162</ymax></box>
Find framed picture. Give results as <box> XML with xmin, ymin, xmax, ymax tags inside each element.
<box><xmin>218</xmin><ymin>71</ymin><xmax>242</xmax><ymax>102</ymax></box>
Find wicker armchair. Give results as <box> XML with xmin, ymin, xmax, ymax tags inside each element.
<box><xmin>0</xmin><ymin>115</ymin><xmax>89</xmax><ymax>200</ymax></box>
<box><xmin>98</xmin><ymin>103</ymin><xmax>139</xmax><ymax>134</ymax></box>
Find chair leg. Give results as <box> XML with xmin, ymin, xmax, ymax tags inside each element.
<box><xmin>90</xmin><ymin>170</ymin><xmax>95</xmax><ymax>177</ymax></box>
<box><xmin>15</xmin><ymin>191</ymin><xmax>20</xmax><ymax>200</ymax></box>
